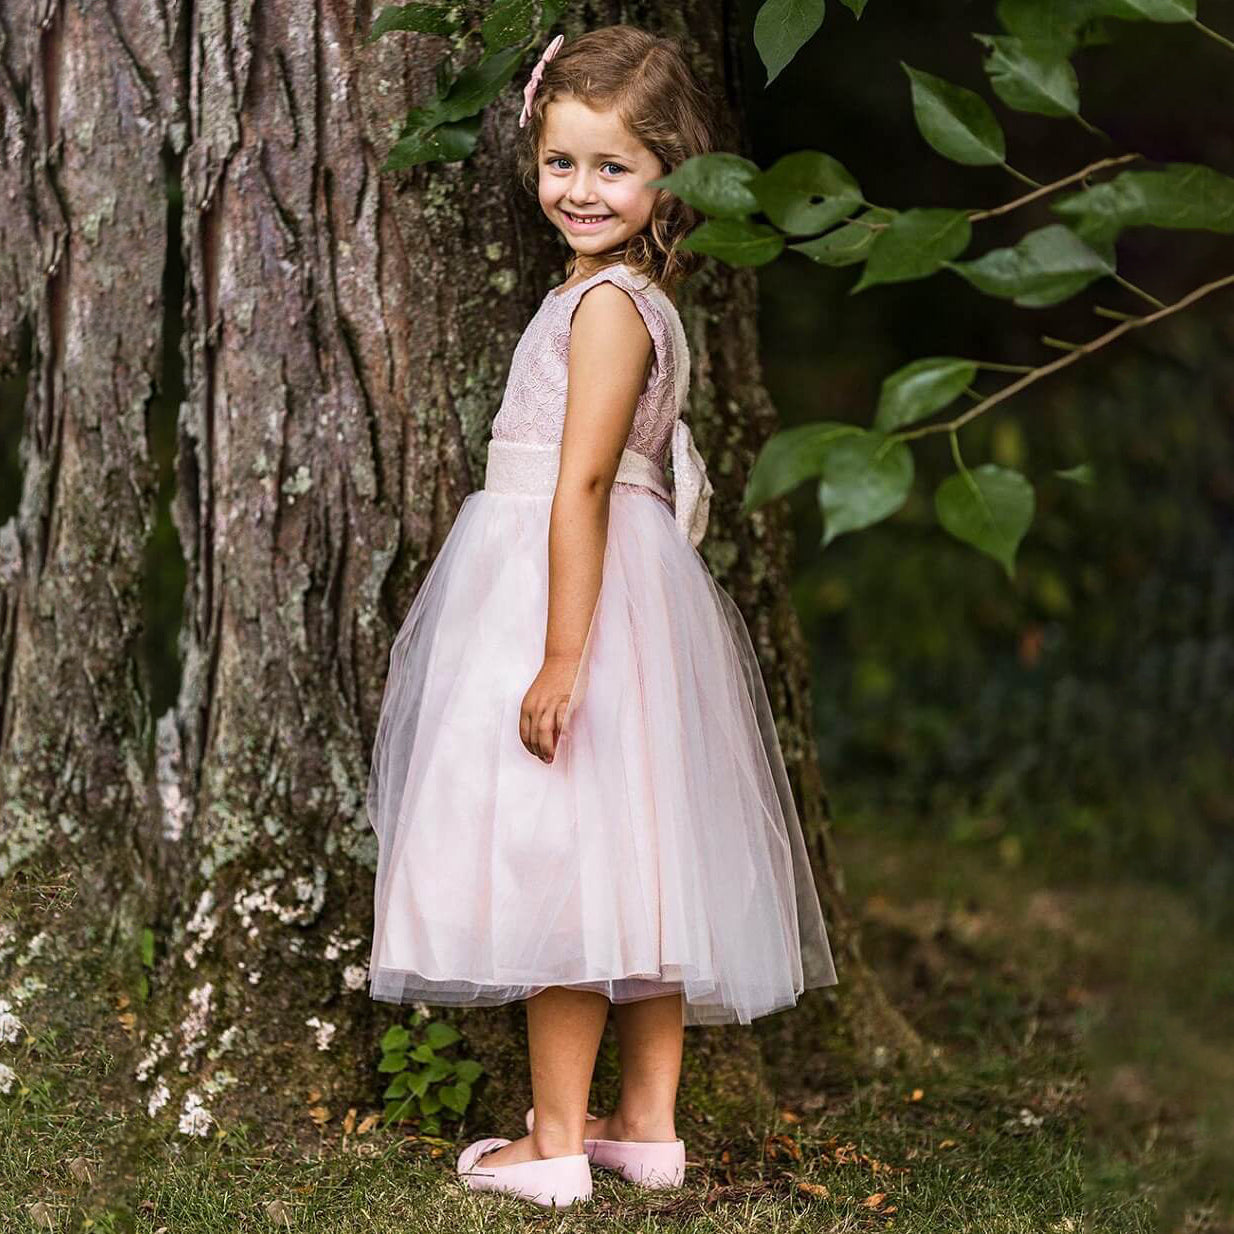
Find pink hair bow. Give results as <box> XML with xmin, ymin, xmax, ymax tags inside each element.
<box><xmin>518</xmin><ymin>34</ymin><xmax>564</xmax><ymax>129</ymax></box>
<box><xmin>671</xmin><ymin>418</ymin><xmax>714</xmax><ymax>548</ymax></box>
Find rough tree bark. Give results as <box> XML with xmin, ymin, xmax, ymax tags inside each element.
<box><xmin>0</xmin><ymin>0</ymin><xmax>926</xmax><ymax>1171</ymax></box>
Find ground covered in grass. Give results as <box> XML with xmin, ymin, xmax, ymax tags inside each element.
<box><xmin>3</xmin><ymin>828</ymin><xmax>1228</xmax><ymax>1232</ymax></box>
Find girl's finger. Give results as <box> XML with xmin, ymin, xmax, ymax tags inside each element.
<box><xmin>520</xmin><ymin>703</ymin><xmax>535</xmax><ymax>756</ymax></box>
<box><xmin>537</xmin><ymin>707</ymin><xmax>556</xmax><ymax>761</ymax></box>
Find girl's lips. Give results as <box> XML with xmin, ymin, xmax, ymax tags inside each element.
<box><xmin>562</xmin><ymin>210</ymin><xmax>612</xmax><ymax>231</ymax></box>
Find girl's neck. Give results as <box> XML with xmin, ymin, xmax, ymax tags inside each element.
<box><xmin>566</xmin><ymin>255</ymin><xmax>622</xmax><ymax>282</ymax></box>
<box><xmin>561</xmin><ymin>255</ymin><xmax>675</xmax><ymax>304</ymax></box>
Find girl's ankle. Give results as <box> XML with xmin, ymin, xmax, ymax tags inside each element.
<box><xmin>530</xmin><ymin>1126</ymin><xmax>585</xmax><ymax>1159</ymax></box>
<box><xmin>610</xmin><ymin>1108</ymin><xmax>678</xmax><ymax>1142</ymax></box>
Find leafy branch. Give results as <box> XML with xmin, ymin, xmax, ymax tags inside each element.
<box><xmin>369</xmin><ymin>0</ymin><xmax>564</xmax><ymax>169</ymax></box>
<box><xmin>895</xmin><ymin>270</ymin><xmax>1234</xmax><ymax>444</ymax></box>
<box><xmin>663</xmin><ymin>0</ymin><xmax>1234</xmax><ymax>576</ymax></box>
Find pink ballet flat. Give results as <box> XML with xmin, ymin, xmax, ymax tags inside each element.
<box><xmin>456</xmin><ymin>1136</ymin><xmax>592</xmax><ymax>1208</ymax></box>
<box><xmin>524</xmin><ymin>1106</ymin><xmax>687</xmax><ymax>1189</ymax></box>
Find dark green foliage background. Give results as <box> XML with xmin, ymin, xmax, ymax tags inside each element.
<box><xmin>741</xmin><ymin>0</ymin><xmax>1233</xmax><ymax>926</ymax></box>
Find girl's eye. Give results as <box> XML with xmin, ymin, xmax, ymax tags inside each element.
<box><xmin>547</xmin><ymin>158</ymin><xmax>626</xmax><ymax>175</ymax></box>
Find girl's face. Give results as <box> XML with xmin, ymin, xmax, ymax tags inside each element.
<box><xmin>537</xmin><ymin>96</ymin><xmax>665</xmax><ymax>258</ymax></box>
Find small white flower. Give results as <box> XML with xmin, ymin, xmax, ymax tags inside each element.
<box><xmin>1018</xmin><ymin>1107</ymin><xmax>1044</xmax><ymax>1128</ymax></box>
<box><xmin>0</xmin><ymin>1004</ymin><xmax>26</xmax><ymax>1044</ymax></box>
<box><xmin>305</xmin><ymin>1016</ymin><xmax>336</xmax><ymax>1051</ymax></box>
<box><xmin>135</xmin><ymin>1031</ymin><xmax>172</xmax><ymax>1082</ymax></box>
<box><xmin>0</xmin><ymin>1062</ymin><xmax>17</xmax><ymax>1093</ymax></box>
<box><xmin>342</xmin><ymin>964</ymin><xmax>367</xmax><ymax>992</ymax></box>
<box><xmin>178</xmin><ymin>1090</ymin><xmax>214</xmax><ymax>1136</ymax></box>
<box><xmin>147</xmin><ymin>1079</ymin><xmax>170</xmax><ymax>1116</ymax></box>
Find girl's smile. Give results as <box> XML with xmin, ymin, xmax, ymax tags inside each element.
<box><xmin>538</xmin><ymin>96</ymin><xmax>664</xmax><ymax>256</ymax></box>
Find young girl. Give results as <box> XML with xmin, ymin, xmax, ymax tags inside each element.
<box><xmin>366</xmin><ymin>24</ymin><xmax>838</xmax><ymax>1209</ymax></box>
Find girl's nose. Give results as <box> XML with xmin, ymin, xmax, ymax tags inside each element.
<box><xmin>567</xmin><ymin>171</ymin><xmax>598</xmax><ymax>197</ymax></box>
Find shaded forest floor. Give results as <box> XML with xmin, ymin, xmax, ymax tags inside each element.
<box><xmin>3</xmin><ymin>829</ymin><xmax>1229</xmax><ymax>1232</ymax></box>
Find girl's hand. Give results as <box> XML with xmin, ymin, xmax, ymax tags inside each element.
<box><xmin>520</xmin><ymin>653</ymin><xmax>581</xmax><ymax>763</ymax></box>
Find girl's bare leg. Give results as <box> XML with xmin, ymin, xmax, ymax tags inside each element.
<box><xmin>475</xmin><ymin>986</ymin><xmax>609</xmax><ymax>1167</ymax></box>
<box><xmin>591</xmin><ymin>990</ymin><xmax>683</xmax><ymax>1141</ymax></box>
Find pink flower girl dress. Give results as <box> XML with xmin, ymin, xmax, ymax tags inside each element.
<box><xmin>366</xmin><ymin>261</ymin><xmax>838</xmax><ymax>1026</ymax></box>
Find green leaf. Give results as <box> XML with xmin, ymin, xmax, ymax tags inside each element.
<box><xmin>377</xmin><ymin>1051</ymin><xmax>408</xmax><ymax>1073</ymax></box>
<box><xmin>369</xmin><ymin>3</ymin><xmax>459</xmax><ymax>42</ymax></box>
<box><xmin>649</xmin><ymin>153</ymin><xmax>762</xmax><ymax>218</ymax></box>
<box><xmin>1088</xmin><ymin>0</ymin><xmax>1194</xmax><ymax>20</ymax></box>
<box><xmin>384</xmin><ymin>115</ymin><xmax>483</xmax><ymax>170</ymax></box>
<box><xmin>435</xmin><ymin>45</ymin><xmax>524</xmax><ymax>124</ymax></box>
<box><xmin>380</xmin><ymin>1025</ymin><xmax>412</xmax><ymax>1053</ymax></box>
<box><xmin>996</xmin><ymin>0</ymin><xmax>1096</xmax><ymax>52</ymax></box>
<box><xmin>935</xmin><ymin>464</ymin><xmax>1035</xmax><ymax>578</ymax></box>
<box><xmin>423</xmin><ymin>1058</ymin><xmax>453</xmax><ymax>1083</ymax></box>
<box><xmin>383</xmin><ymin>1073</ymin><xmax>412</xmax><ymax>1099</ymax></box>
<box><xmin>1055</xmin><ymin>462</ymin><xmax>1095</xmax><ymax>485</ymax></box>
<box><xmin>975</xmin><ymin>34</ymin><xmax>1080</xmax><ymax>118</ymax></box>
<box><xmin>384</xmin><ymin>1096</ymin><xmax>416</xmax><ymax>1123</ymax></box>
<box><xmin>1052</xmin><ymin>163</ymin><xmax>1234</xmax><ymax>245</ymax></box>
<box><xmin>419</xmin><ymin>1090</ymin><xmax>443</xmax><ymax>1116</ymax></box>
<box><xmin>425</xmin><ymin>1021</ymin><xmax>461</xmax><ymax>1049</ymax></box>
<box><xmin>875</xmin><ymin>358</ymin><xmax>978</xmax><ymax>431</ymax></box>
<box><xmin>540</xmin><ymin>0</ymin><xmax>566</xmax><ymax>29</ymax></box>
<box><xmin>743</xmin><ymin>422</ymin><xmax>863</xmax><ymax>513</ymax></box>
<box><xmin>454</xmin><ymin>1059</ymin><xmax>485</xmax><ymax>1084</ymax></box>
<box><xmin>140</xmin><ymin>926</ymin><xmax>155</xmax><ymax>968</ymax></box>
<box><xmin>410</xmin><ymin>1043</ymin><xmax>437</xmax><ymax>1063</ymax></box>
<box><xmin>791</xmin><ymin>207</ymin><xmax>896</xmax><ymax>266</ymax></box>
<box><xmin>818</xmin><ymin>431</ymin><xmax>915</xmax><ymax>545</ymax></box>
<box><xmin>754</xmin><ymin>0</ymin><xmax>827</xmax><ymax>86</ymax></box>
<box><xmin>750</xmin><ymin>151</ymin><xmax>861</xmax><ymax>235</ymax></box>
<box><xmin>481</xmin><ymin>0</ymin><xmax>536</xmax><ymax>50</ymax></box>
<box><xmin>438</xmin><ymin>1081</ymin><xmax>473</xmax><ymax>1114</ymax></box>
<box><xmin>853</xmin><ymin>208</ymin><xmax>972</xmax><ymax>292</ymax></box>
<box><xmin>681</xmin><ymin>218</ymin><xmax>784</xmax><ymax>266</ymax></box>
<box><xmin>903</xmin><ymin>64</ymin><xmax>1005</xmax><ymax>167</ymax></box>
<box><xmin>950</xmin><ymin>224</ymin><xmax>1115</xmax><ymax>307</ymax></box>
<box><xmin>838</xmin><ymin>0</ymin><xmax>868</xmax><ymax>14</ymax></box>
<box><xmin>408</xmin><ymin>1070</ymin><xmax>431</xmax><ymax>1098</ymax></box>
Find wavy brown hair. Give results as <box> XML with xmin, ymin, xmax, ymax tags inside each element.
<box><xmin>515</xmin><ymin>25</ymin><xmax>723</xmax><ymax>297</ymax></box>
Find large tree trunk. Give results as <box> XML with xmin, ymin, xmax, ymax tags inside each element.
<box><xmin>0</xmin><ymin>0</ymin><xmax>925</xmax><ymax>1174</ymax></box>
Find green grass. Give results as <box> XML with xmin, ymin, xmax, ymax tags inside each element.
<box><xmin>3</xmin><ymin>829</ymin><xmax>1229</xmax><ymax>1232</ymax></box>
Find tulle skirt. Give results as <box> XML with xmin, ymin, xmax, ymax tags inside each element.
<box><xmin>365</xmin><ymin>480</ymin><xmax>839</xmax><ymax>1027</ymax></box>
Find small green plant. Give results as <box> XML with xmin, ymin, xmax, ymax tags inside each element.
<box><xmin>378</xmin><ymin>1010</ymin><xmax>484</xmax><ymax>1135</ymax></box>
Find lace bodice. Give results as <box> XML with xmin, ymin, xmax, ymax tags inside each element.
<box><xmin>489</xmin><ymin>262</ymin><xmax>690</xmax><ymax>501</ymax></box>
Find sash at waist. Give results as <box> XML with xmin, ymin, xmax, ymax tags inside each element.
<box><xmin>483</xmin><ymin>438</ymin><xmax>672</xmax><ymax>501</ymax></box>
<box><xmin>482</xmin><ymin>423</ymin><xmax>713</xmax><ymax>549</ymax></box>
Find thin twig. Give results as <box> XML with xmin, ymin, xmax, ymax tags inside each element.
<box><xmin>965</xmin><ymin>153</ymin><xmax>1142</xmax><ymax>224</ymax></box>
<box><xmin>893</xmin><ymin>272</ymin><xmax>1234</xmax><ymax>441</ymax></box>
<box><xmin>1194</xmin><ymin>19</ymin><xmax>1234</xmax><ymax>53</ymax></box>
<box><xmin>1113</xmin><ymin>274</ymin><xmax>1166</xmax><ymax>310</ymax></box>
<box><xmin>1000</xmin><ymin>161</ymin><xmax>1042</xmax><ymax>190</ymax></box>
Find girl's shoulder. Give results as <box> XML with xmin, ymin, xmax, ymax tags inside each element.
<box><xmin>543</xmin><ymin>262</ymin><xmax>689</xmax><ymax>403</ymax></box>
<box><xmin>548</xmin><ymin>262</ymin><xmax>681</xmax><ymax>345</ymax></box>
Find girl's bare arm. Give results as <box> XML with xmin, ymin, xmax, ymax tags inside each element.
<box><xmin>519</xmin><ymin>283</ymin><xmax>653</xmax><ymax>761</ymax></box>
